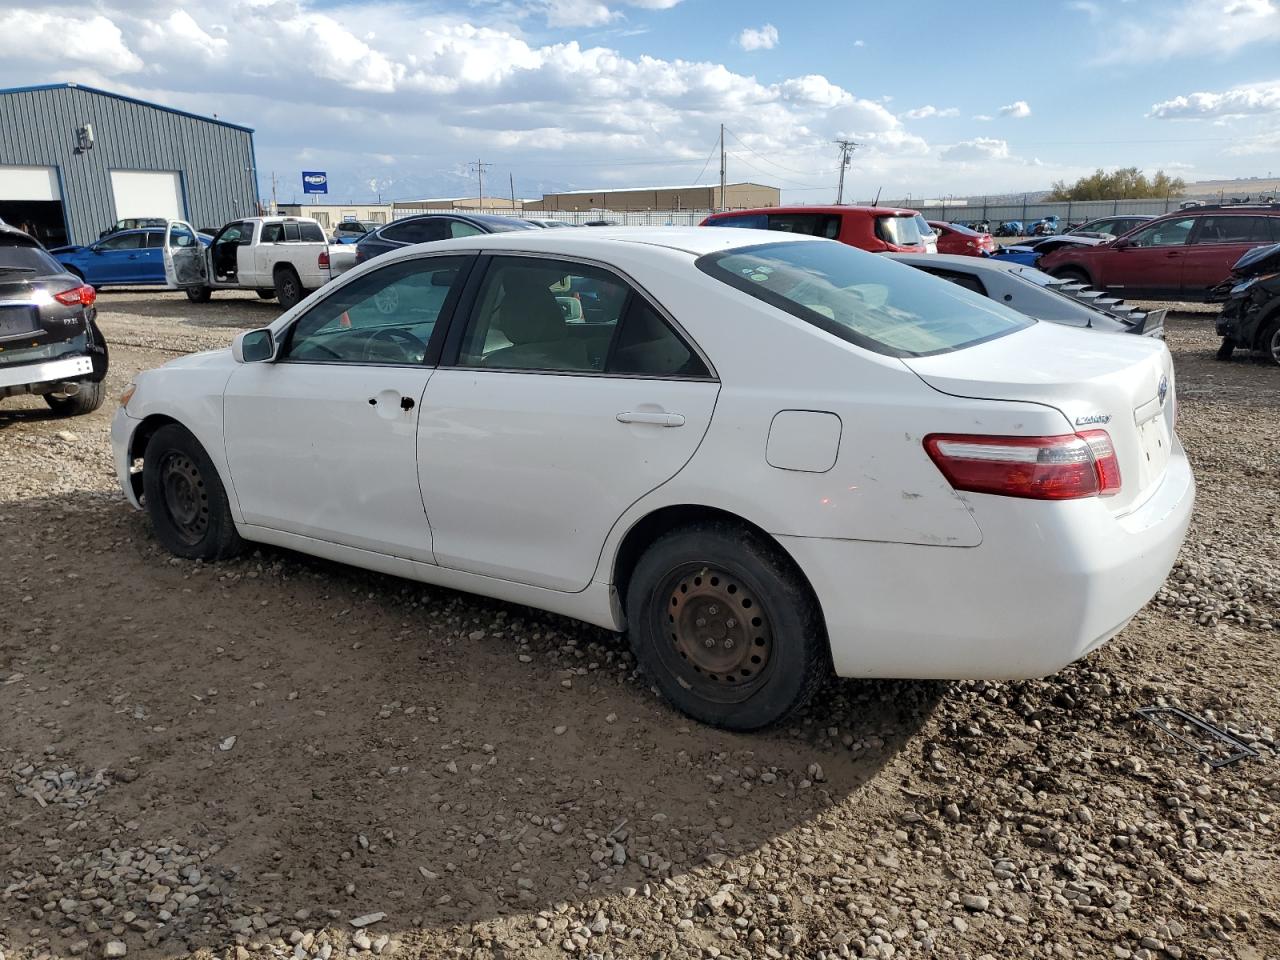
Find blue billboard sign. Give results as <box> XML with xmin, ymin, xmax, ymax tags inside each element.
<box><xmin>302</xmin><ymin>171</ymin><xmax>328</xmax><ymax>195</ymax></box>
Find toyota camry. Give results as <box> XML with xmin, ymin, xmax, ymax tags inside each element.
<box><xmin>113</xmin><ymin>228</ymin><xmax>1194</xmax><ymax>729</ymax></box>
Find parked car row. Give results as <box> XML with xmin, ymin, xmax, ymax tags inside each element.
<box><xmin>114</xmin><ymin>226</ymin><xmax>1194</xmax><ymax>730</ymax></box>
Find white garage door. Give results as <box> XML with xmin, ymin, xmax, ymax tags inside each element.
<box><xmin>110</xmin><ymin>170</ymin><xmax>184</xmax><ymax>221</ymax></box>
<box><xmin>0</xmin><ymin>165</ymin><xmax>60</xmax><ymax>201</ymax></box>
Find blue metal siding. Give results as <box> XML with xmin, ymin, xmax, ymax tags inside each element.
<box><xmin>0</xmin><ymin>84</ymin><xmax>257</xmax><ymax>244</ymax></box>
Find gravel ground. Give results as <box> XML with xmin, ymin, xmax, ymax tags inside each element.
<box><xmin>1</xmin><ymin>290</ymin><xmax>1277</xmax><ymax>960</ymax></box>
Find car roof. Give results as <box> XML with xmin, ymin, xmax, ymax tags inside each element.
<box><xmin>384</xmin><ymin>225</ymin><xmax>824</xmax><ymax>257</ymax></box>
<box><xmin>710</xmin><ymin>205</ymin><xmax>921</xmax><ymax>217</ymax></box>
<box><xmin>0</xmin><ymin>224</ymin><xmax>41</xmax><ymax>247</ymax></box>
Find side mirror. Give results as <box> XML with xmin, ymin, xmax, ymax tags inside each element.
<box><xmin>91</xmin><ymin>245</ymin><xmax>104</xmax><ymax>255</ymax></box>
<box><xmin>1112</xmin><ymin>238</ymin><xmax>1131</xmax><ymax>250</ymax></box>
<box><xmin>232</xmin><ymin>328</ymin><xmax>275</xmax><ymax>363</ymax></box>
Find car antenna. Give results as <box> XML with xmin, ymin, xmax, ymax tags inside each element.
<box><xmin>872</xmin><ymin>187</ymin><xmax>881</xmax><ymax>207</ymax></box>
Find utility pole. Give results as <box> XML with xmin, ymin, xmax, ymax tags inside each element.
<box><xmin>270</xmin><ymin>171</ymin><xmax>278</xmax><ymax>215</ymax></box>
<box><xmin>719</xmin><ymin>123</ymin><xmax>727</xmax><ymax>212</ymax></box>
<box><xmin>833</xmin><ymin>139</ymin><xmax>859</xmax><ymax>204</ymax></box>
<box><xmin>510</xmin><ymin>173</ymin><xmax>517</xmax><ymax>210</ymax></box>
<box><xmin>469</xmin><ymin>159</ymin><xmax>492</xmax><ymax>207</ymax></box>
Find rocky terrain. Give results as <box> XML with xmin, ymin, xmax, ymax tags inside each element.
<box><xmin>1</xmin><ymin>292</ymin><xmax>1276</xmax><ymax>960</ymax></box>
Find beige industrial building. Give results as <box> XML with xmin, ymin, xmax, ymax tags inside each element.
<box><xmin>392</xmin><ymin>196</ymin><xmax>523</xmax><ymax>211</ymax></box>
<box><xmin>275</xmin><ymin>203</ymin><xmax>390</xmax><ymax>230</ymax></box>
<box><xmin>528</xmin><ymin>182</ymin><xmax>780</xmax><ymax>212</ymax></box>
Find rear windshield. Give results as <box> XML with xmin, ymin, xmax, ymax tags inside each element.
<box><xmin>875</xmin><ymin>214</ymin><xmax>923</xmax><ymax>247</ymax></box>
<box><xmin>696</xmin><ymin>241</ymin><xmax>1032</xmax><ymax>357</ymax></box>
<box><xmin>0</xmin><ymin>242</ymin><xmax>62</xmax><ymax>276</ymax></box>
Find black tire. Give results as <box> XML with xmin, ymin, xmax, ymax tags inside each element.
<box><xmin>1260</xmin><ymin>318</ymin><xmax>1280</xmax><ymax>366</ymax></box>
<box><xmin>185</xmin><ymin>285</ymin><xmax>212</xmax><ymax>303</ymax></box>
<box><xmin>255</xmin><ymin>288</ymin><xmax>277</xmax><ymax>300</ymax></box>
<box><xmin>1215</xmin><ymin>339</ymin><xmax>1236</xmax><ymax>361</ymax></box>
<box><xmin>142</xmin><ymin>424</ymin><xmax>245</xmax><ymax>561</ymax></box>
<box><xmin>625</xmin><ymin>523</ymin><xmax>829</xmax><ymax>730</ymax></box>
<box><xmin>275</xmin><ymin>267</ymin><xmax>304</xmax><ymax>309</ymax></box>
<box><xmin>43</xmin><ymin>381</ymin><xmax>105</xmax><ymax>417</ymax></box>
<box><xmin>1051</xmin><ymin>266</ymin><xmax>1091</xmax><ymax>285</ymax></box>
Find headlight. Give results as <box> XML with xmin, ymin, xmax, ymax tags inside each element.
<box><xmin>1230</xmin><ymin>277</ymin><xmax>1258</xmax><ymax>296</ymax></box>
<box><xmin>119</xmin><ymin>381</ymin><xmax>137</xmax><ymax>408</ymax></box>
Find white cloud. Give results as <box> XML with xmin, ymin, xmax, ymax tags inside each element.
<box><xmin>0</xmin><ymin>10</ymin><xmax>142</xmax><ymax>73</ymax></box>
<box><xmin>973</xmin><ymin>113</ymin><xmax>993</xmax><ymax>121</ymax></box>
<box><xmin>998</xmin><ymin>100</ymin><xmax>1031</xmax><ymax>118</ymax></box>
<box><xmin>1149</xmin><ymin>79</ymin><xmax>1280</xmax><ymax>118</ymax></box>
<box><xmin>853</xmin><ymin>39</ymin><xmax>865</xmax><ymax>47</ymax></box>
<box><xmin>736</xmin><ymin>23</ymin><xmax>779</xmax><ymax>51</ymax></box>
<box><xmin>902</xmin><ymin>105</ymin><xmax>959</xmax><ymax>120</ymax></box>
<box><xmin>941</xmin><ymin>138</ymin><xmax>1011</xmax><ymax>162</ymax></box>
<box><xmin>1100</xmin><ymin>0</ymin><xmax>1280</xmax><ymax>61</ymax></box>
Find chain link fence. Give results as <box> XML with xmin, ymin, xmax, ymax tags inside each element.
<box><xmin>389</xmin><ymin>207</ymin><xmax>713</xmax><ymax>226</ymax></box>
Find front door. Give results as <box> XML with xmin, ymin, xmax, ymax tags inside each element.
<box><xmin>1102</xmin><ymin>217</ymin><xmax>1194</xmax><ymax>297</ymax></box>
<box><xmin>1182</xmin><ymin>215</ymin><xmax>1276</xmax><ymax>297</ymax></box>
<box><xmin>161</xmin><ymin>221</ymin><xmax>207</xmax><ymax>288</ymax></box>
<box><xmin>419</xmin><ymin>254</ymin><xmax>720</xmax><ymax>592</ymax></box>
<box><xmin>221</xmin><ymin>254</ymin><xmax>472</xmax><ymax>562</ymax></box>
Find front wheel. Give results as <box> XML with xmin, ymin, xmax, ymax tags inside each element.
<box><xmin>1261</xmin><ymin>319</ymin><xmax>1280</xmax><ymax>366</ymax></box>
<box><xmin>185</xmin><ymin>285</ymin><xmax>212</xmax><ymax>303</ymax></box>
<box><xmin>44</xmin><ymin>381</ymin><xmax>105</xmax><ymax>417</ymax></box>
<box><xmin>142</xmin><ymin>424</ymin><xmax>245</xmax><ymax>561</ymax></box>
<box><xmin>626</xmin><ymin>524</ymin><xmax>829</xmax><ymax>730</ymax></box>
<box><xmin>1051</xmin><ymin>267</ymin><xmax>1091</xmax><ymax>285</ymax></box>
<box><xmin>1215</xmin><ymin>339</ymin><xmax>1236</xmax><ymax>361</ymax></box>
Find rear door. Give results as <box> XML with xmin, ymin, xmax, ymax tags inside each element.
<box><xmin>1181</xmin><ymin>215</ymin><xmax>1274</xmax><ymax>296</ymax></box>
<box><xmin>418</xmin><ymin>254</ymin><xmax>719</xmax><ymax>591</ymax></box>
<box><xmin>1103</xmin><ymin>217</ymin><xmax>1194</xmax><ymax>296</ymax></box>
<box><xmin>161</xmin><ymin>221</ymin><xmax>208</xmax><ymax>288</ymax></box>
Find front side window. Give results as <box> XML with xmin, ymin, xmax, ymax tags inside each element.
<box><xmin>874</xmin><ymin>215</ymin><xmax>923</xmax><ymax>247</ymax></box>
<box><xmin>145</xmin><ymin>232</ymin><xmax>165</xmax><ymax>248</ymax></box>
<box><xmin>1192</xmin><ymin>216</ymin><xmax>1271</xmax><ymax>245</ymax></box>
<box><xmin>697</xmin><ymin>241</ymin><xmax>1031</xmax><ymax>357</ymax></box>
<box><xmin>168</xmin><ymin>224</ymin><xmax>198</xmax><ymax>248</ymax></box>
<box><xmin>98</xmin><ymin>232</ymin><xmax>145</xmax><ymax>251</ymax></box>
<box><xmin>1128</xmin><ymin>218</ymin><xmax>1194</xmax><ymax>247</ymax></box>
<box><xmin>260</xmin><ymin>223</ymin><xmax>283</xmax><ymax>244</ymax></box>
<box><xmin>766</xmin><ymin>213</ymin><xmax>842</xmax><ymax>239</ymax></box>
<box><xmin>283</xmin><ymin>256</ymin><xmax>467</xmax><ymax>364</ymax></box>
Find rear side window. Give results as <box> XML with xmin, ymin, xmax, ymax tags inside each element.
<box><xmin>283</xmin><ymin>222</ymin><xmax>301</xmax><ymax>242</ymax></box>
<box><xmin>924</xmin><ymin>267</ymin><xmax>987</xmax><ymax>296</ymax></box>
<box><xmin>766</xmin><ymin>213</ymin><xmax>841</xmax><ymax>239</ymax></box>
<box><xmin>705</xmin><ymin>214</ymin><xmax>768</xmax><ymax>229</ymax></box>
<box><xmin>697</xmin><ymin>241</ymin><xmax>1031</xmax><ymax>357</ymax></box>
<box><xmin>1192</xmin><ymin>216</ymin><xmax>1272</xmax><ymax>244</ymax></box>
<box><xmin>382</xmin><ymin>219</ymin><xmax>449</xmax><ymax>244</ymax></box>
<box><xmin>874</xmin><ymin>215</ymin><xmax>923</xmax><ymax>247</ymax></box>
<box><xmin>260</xmin><ymin>223</ymin><xmax>284</xmax><ymax>243</ymax></box>
<box><xmin>299</xmin><ymin>222</ymin><xmax>325</xmax><ymax>242</ymax></box>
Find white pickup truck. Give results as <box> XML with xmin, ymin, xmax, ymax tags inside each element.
<box><xmin>162</xmin><ymin>217</ymin><xmax>344</xmax><ymax>308</ymax></box>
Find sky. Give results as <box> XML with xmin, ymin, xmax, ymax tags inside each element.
<box><xmin>0</xmin><ymin>0</ymin><xmax>1278</xmax><ymax>205</ymax></box>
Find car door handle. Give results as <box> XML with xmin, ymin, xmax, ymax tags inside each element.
<box><xmin>617</xmin><ymin>410</ymin><xmax>685</xmax><ymax>427</ymax></box>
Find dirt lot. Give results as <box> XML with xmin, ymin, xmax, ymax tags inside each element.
<box><xmin>1</xmin><ymin>290</ymin><xmax>1277</xmax><ymax>960</ymax></box>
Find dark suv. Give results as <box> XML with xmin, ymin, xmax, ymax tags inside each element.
<box><xmin>0</xmin><ymin>225</ymin><xmax>108</xmax><ymax>416</ymax></box>
<box><xmin>1040</xmin><ymin>204</ymin><xmax>1280</xmax><ymax>300</ymax></box>
<box><xmin>355</xmin><ymin>213</ymin><xmax>538</xmax><ymax>264</ymax></box>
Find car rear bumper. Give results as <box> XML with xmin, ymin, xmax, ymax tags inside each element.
<box><xmin>0</xmin><ymin>354</ymin><xmax>94</xmax><ymax>393</ymax></box>
<box><xmin>781</xmin><ymin>438</ymin><xmax>1194</xmax><ymax>680</ymax></box>
<box><xmin>111</xmin><ymin>407</ymin><xmax>144</xmax><ymax>509</ymax></box>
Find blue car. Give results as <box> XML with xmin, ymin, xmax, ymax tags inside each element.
<box><xmin>52</xmin><ymin>228</ymin><xmax>210</xmax><ymax>287</ymax></box>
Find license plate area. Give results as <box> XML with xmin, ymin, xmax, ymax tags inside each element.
<box><xmin>0</xmin><ymin>304</ymin><xmax>39</xmax><ymax>338</ymax></box>
<box><xmin>1135</xmin><ymin>414</ymin><xmax>1171</xmax><ymax>489</ymax></box>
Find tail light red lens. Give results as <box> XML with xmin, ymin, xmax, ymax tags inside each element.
<box><xmin>53</xmin><ymin>284</ymin><xmax>97</xmax><ymax>307</ymax></box>
<box><xmin>318</xmin><ymin>250</ymin><xmax>331</xmax><ymax>269</ymax></box>
<box><xmin>924</xmin><ymin>431</ymin><xmax>1122</xmax><ymax>500</ymax></box>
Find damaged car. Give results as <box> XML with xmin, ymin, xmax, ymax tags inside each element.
<box><xmin>1213</xmin><ymin>241</ymin><xmax>1280</xmax><ymax>364</ymax></box>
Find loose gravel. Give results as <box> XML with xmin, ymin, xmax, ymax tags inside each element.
<box><xmin>1</xmin><ymin>290</ymin><xmax>1277</xmax><ymax>960</ymax></box>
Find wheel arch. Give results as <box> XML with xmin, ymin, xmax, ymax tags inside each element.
<box><xmin>610</xmin><ymin>503</ymin><xmax>826</xmax><ymax>634</ymax></box>
<box><xmin>125</xmin><ymin>413</ymin><xmax>184</xmax><ymax>502</ymax></box>
<box><xmin>1251</xmin><ymin>300</ymin><xmax>1280</xmax><ymax>351</ymax></box>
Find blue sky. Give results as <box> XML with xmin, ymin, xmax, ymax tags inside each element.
<box><xmin>1</xmin><ymin>0</ymin><xmax>1278</xmax><ymax>203</ymax></box>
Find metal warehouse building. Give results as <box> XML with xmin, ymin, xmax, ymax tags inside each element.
<box><xmin>0</xmin><ymin>82</ymin><xmax>257</xmax><ymax>247</ymax></box>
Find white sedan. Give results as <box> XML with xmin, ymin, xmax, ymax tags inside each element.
<box><xmin>113</xmin><ymin>228</ymin><xmax>1194</xmax><ymax>730</ymax></box>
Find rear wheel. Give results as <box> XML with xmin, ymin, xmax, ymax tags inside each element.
<box><xmin>185</xmin><ymin>285</ymin><xmax>212</xmax><ymax>303</ymax></box>
<box><xmin>142</xmin><ymin>424</ymin><xmax>244</xmax><ymax>561</ymax></box>
<box><xmin>1260</xmin><ymin>318</ymin><xmax>1280</xmax><ymax>366</ymax></box>
<box><xmin>275</xmin><ymin>267</ymin><xmax>304</xmax><ymax>309</ymax></box>
<box><xmin>1051</xmin><ymin>266</ymin><xmax>1091</xmax><ymax>285</ymax></box>
<box><xmin>626</xmin><ymin>523</ymin><xmax>829</xmax><ymax>730</ymax></box>
<box><xmin>43</xmin><ymin>381</ymin><xmax>105</xmax><ymax>416</ymax></box>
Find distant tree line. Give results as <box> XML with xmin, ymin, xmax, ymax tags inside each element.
<box><xmin>1046</xmin><ymin>167</ymin><xmax>1186</xmax><ymax>201</ymax></box>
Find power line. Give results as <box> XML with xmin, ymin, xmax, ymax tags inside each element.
<box><xmin>724</xmin><ymin>149</ymin><xmax>827</xmax><ymax>189</ymax></box>
<box><xmin>724</xmin><ymin>128</ymin><xmax>821</xmax><ymax>177</ymax></box>
<box><xmin>691</xmin><ymin>134</ymin><xmax>722</xmax><ymax>186</ymax></box>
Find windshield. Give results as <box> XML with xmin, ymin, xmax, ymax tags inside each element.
<box><xmin>914</xmin><ymin>215</ymin><xmax>934</xmax><ymax>239</ymax></box>
<box><xmin>875</xmin><ymin>214</ymin><xmax>923</xmax><ymax>248</ymax></box>
<box><xmin>697</xmin><ymin>241</ymin><xmax>1032</xmax><ymax>357</ymax></box>
<box><xmin>0</xmin><ymin>243</ymin><xmax>62</xmax><ymax>276</ymax></box>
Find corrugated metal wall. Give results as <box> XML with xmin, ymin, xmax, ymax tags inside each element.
<box><xmin>0</xmin><ymin>84</ymin><xmax>257</xmax><ymax>244</ymax></box>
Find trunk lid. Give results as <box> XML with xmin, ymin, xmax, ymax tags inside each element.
<box><xmin>904</xmin><ymin>321</ymin><xmax>1176</xmax><ymax>515</ymax></box>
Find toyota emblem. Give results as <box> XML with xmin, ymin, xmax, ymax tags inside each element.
<box><xmin>1158</xmin><ymin>375</ymin><xmax>1169</xmax><ymax>406</ymax></box>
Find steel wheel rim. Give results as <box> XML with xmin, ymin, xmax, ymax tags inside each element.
<box><xmin>1269</xmin><ymin>327</ymin><xmax>1280</xmax><ymax>364</ymax></box>
<box><xmin>160</xmin><ymin>452</ymin><xmax>209</xmax><ymax>544</ymax></box>
<box><xmin>653</xmin><ymin>564</ymin><xmax>773</xmax><ymax>703</ymax></box>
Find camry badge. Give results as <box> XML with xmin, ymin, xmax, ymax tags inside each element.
<box><xmin>1158</xmin><ymin>375</ymin><xmax>1169</xmax><ymax>406</ymax></box>
<box><xmin>1075</xmin><ymin>413</ymin><xmax>1111</xmax><ymax>426</ymax></box>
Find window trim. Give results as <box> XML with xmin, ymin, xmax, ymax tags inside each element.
<box><xmin>437</xmin><ymin>250</ymin><xmax>718</xmax><ymax>382</ymax></box>
<box><xmin>275</xmin><ymin>253</ymin><xmax>477</xmax><ymax>369</ymax></box>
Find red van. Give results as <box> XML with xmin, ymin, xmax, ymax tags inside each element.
<box><xmin>701</xmin><ymin>205</ymin><xmax>931</xmax><ymax>253</ymax></box>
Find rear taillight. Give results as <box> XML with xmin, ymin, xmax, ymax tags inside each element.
<box><xmin>318</xmin><ymin>250</ymin><xmax>330</xmax><ymax>269</ymax></box>
<box><xmin>53</xmin><ymin>284</ymin><xmax>97</xmax><ymax>307</ymax></box>
<box><xmin>924</xmin><ymin>431</ymin><xmax>1122</xmax><ymax>500</ymax></box>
